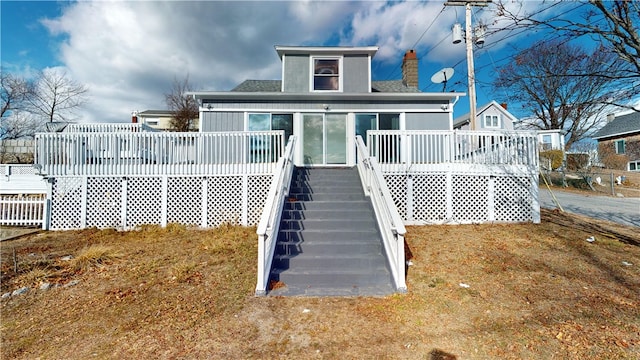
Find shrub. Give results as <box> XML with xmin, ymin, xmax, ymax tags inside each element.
<box><xmin>69</xmin><ymin>245</ymin><xmax>120</xmax><ymax>271</ymax></box>
<box><xmin>540</xmin><ymin>150</ymin><xmax>564</xmax><ymax>170</ymax></box>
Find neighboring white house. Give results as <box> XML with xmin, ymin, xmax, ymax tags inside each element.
<box><xmin>134</xmin><ymin>110</ymin><xmax>200</xmax><ymax>131</ymax></box>
<box><xmin>453</xmin><ymin>100</ymin><xmax>516</xmax><ymax>131</ymax></box>
<box><xmin>535</xmin><ymin>129</ymin><xmax>566</xmax><ymax>151</ymax></box>
<box><xmin>512</xmin><ymin>117</ymin><xmax>566</xmax><ymax>152</ymax></box>
<box><xmin>454</xmin><ymin>101</ymin><xmax>566</xmax><ymax>152</ymax></box>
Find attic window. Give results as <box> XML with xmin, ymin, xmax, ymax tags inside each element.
<box><xmin>484</xmin><ymin>114</ymin><xmax>500</xmax><ymax>128</ymax></box>
<box><xmin>313</xmin><ymin>58</ymin><xmax>341</xmax><ymax>91</ymax></box>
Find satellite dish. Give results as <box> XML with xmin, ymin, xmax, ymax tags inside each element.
<box><xmin>45</xmin><ymin>122</ymin><xmax>69</xmax><ymax>133</ymax></box>
<box><xmin>430</xmin><ymin>68</ymin><xmax>455</xmax><ymax>92</ymax></box>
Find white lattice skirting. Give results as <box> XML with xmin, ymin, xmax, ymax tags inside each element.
<box><xmin>384</xmin><ymin>171</ymin><xmax>540</xmax><ymax>225</ymax></box>
<box><xmin>49</xmin><ymin>175</ymin><xmax>272</xmax><ymax>230</ymax></box>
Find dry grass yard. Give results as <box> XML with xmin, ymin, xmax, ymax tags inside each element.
<box><xmin>1</xmin><ymin>210</ymin><xmax>639</xmax><ymax>359</ymax></box>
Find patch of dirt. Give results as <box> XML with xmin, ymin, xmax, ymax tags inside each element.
<box><xmin>2</xmin><ymin>214</ymin><xmax>639</xmax><ymax>359</ymax></box>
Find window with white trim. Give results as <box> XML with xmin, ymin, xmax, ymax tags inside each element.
<box><xmin>248</xmin><ymin>113</ymin><xmax>293</xmax><ymax>162</ymax></box>
<box><xmin>629</xmin><ymin>160</ymin><xmax>639</xmax><ymax>172</ymax></box>
<box><xmin>484</xmin><ymin>114</ymin><xmax>499</xmax><ymax>128</ymax></box>
<box><xmin>248</xmin><ymin>113</ymin><xmax>293</xmax><ymax>139</ymax></box>
<box><xmin>541</xmin><ymin>134</ymin><xmax>552</xmax><ymax>150</ymax></box>
<box><xmin>312</xmin><ymin>57</ymin><xmax>341</xmax><ymax>91</ymax></box>
<box><xmin>615</xmin><ymin>139</ymin><xmax>626</xmax><ymax>154</ymax></box>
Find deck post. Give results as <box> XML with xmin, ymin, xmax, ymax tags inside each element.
<box><xmin>487</xmin><ymin>175</ymin><xmax>495</xmax><ymax>222</ymax></box>
<box><xmin>161</xmin><ymin>175</ymin><xmax>168</xmax><ymax>227</ymax></box>
<box><xmin>42</xmin><ymin>178</ymin><xmax>52</xmax><ymax>230</ymax></box>
<box><xmin>241</xmin><ymin>175</ymin><xmax>249</xmax><ymax>226</ymax></box>
<box><xmin>80</xmin><ymin>177</ymin><xmax>88</xmax><ymax>228</ymax></box>
<box><xmin>445</xmin><ymin>169</ymin><xmax>453</xmax><ymax>221</ymax></box>
<box><xmin>120</xmin><ymin>177</ymin><xmax>128</xmax><ymax>228</ymax></box>
<box><xmin>201</xmin><ymin>177</ymin><xmax>208</xmax><ymax>227</ymax></box>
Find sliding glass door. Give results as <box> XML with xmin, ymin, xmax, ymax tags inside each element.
<box><xmin>302</xmin><ymin>113</ymin><xmax>347</xmax><ymax>166</ymax></box>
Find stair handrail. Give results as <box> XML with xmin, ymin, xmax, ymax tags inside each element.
<box><xmin>255</xmin><ymin>135</ymin><xmax>297</xmax><ymax>296</ymax></box>
<box><xmin>355</xmin><ymin>136</ymin><xmax>407</xmax><ymax>293</ymax></box>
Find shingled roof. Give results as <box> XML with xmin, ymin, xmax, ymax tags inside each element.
<box><xmin>592</xmin><ymin>111</ymin><xmax>640</xmax><ymax>140</ymax></box>
<box><xmin>230</xmin><ymin>79</ymin><xmax>420</xmax><ymax>93</ymax></box>
<box><xmin>231</xmin><ymin>80</ymin><xmax>281</xmax><ymax>92</ymax></box>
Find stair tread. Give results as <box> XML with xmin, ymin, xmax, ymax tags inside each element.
<box><xmin>271</xmin><ymin>267</ymin><xmax>389</xmax><ymax>275</ymax></box>
<box><xmin>268</xmin><ymin>286</ymin><xmax>394</xmax><ymax>297</ymax></box>
<box><xmin>274</xmin><ymin>252</ymin><xmax>383</xmax><ymax>259</ymax></box>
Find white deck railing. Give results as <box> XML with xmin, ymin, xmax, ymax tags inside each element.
<box><xmin>256</xmin><ymin>136</ymin><xmax>297</xmax><ymax>296</ymax></box>
<box><xmin>65</xmin><ymin>123</ymin><xmax>158</xmax><ymax>133</ymax></box>
<box><xmin>367</xmin><ymin>130</ymin><xmax>539</xmax><ymax>169</ymax></box>
<box><xmin>35</xmin><ymin>130</ymin><xmax>286</xmax><ymax>176</ymax></box>
<box><xmin>356</xmin><ymin>136</ymin><xmax>407</xmax><ymax>293</ymax></box>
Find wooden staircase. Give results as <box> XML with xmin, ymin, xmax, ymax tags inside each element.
<box><xmin>267</xmin><ymin>167</ymin><xmax>394</xmax><ymax>296</ymax></box>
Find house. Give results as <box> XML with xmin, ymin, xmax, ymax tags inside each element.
<box><xmin>593</xmin><ymin>111</ymin><xmax>640</xmax><ymax>171</ymax></box>
<box><xmin>133</xmin><ymin>110</ymin><xmax>199</xmax><ymax>131</ymax></box>
<box><xmin>453</xmin><ymin>100</ymin><xmax>516</xmax><ymax>131</ymax></box>
<box><xmin>29</xmin><ymin>45</ymin><xmax>540</xmax><ymax>295</ymax></box>
<box><xmin>191</xmin><ymin>46</ymin><xmax>462</xmax><ymax>167</ymax></box>
<box><xmin>30</xmin><ymin>44</ymin><xmax>541</xmax><ymax>229</ymax></box>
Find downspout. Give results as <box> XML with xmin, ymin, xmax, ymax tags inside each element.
<box><xmin>450</xmin><ymin>96</ymin><xmax>460</xmax><ymax>130</ymax></box>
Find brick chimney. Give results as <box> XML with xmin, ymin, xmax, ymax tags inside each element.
<box><xmin>131</xmin><ymin>110</ymin><xmax>138</xmax><ymax>123</ymax></box>
<box><xmin>402</xmin><ymin>50</ymin><xmax>419</xmax><ymax>89</ymax></box>
<box><xmin>500</xmin><ymin>103</ymin><xmax>508</xmax><ymax>110</ymax></box>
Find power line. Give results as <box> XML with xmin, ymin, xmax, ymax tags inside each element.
<box><xmin>380</xmin><ymin>4</ymin><xmax>446</xmax><ymax>81</ymax></box>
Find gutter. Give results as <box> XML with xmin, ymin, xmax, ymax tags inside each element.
<box><xmin>185</xmin><ymin>91</ymin><xmax>466</xmax><ymax>102</ymax></box>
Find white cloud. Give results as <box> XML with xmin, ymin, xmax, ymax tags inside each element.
<box><xmin>41</xmin><ymin>1</ymin><xmax>335</xmax><ymax>123</ymax></box>
<box><xmin>36</xmin><ymin>0</ymin><xmax>559</xmax><ymax>123</ymax></box>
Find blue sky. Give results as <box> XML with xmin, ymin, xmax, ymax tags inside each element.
<box><xmin>0</xmin><ymin>0</ymin><xmax>612</xmax><ymax>124</ymax></box>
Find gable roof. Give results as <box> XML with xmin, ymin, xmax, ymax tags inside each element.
<box><xmin>453</xmin><ymin>100</ymin><xmax>518</xmax><ymax>128</ymax></box>
<box><xmin>592</xmin><ymin>111</ymin><xmax>640</xmax><ymax>140</ymax></box>
<box><xmin>231</xmin><ymin>79</ymin><xmax>421</xmax><ymax>93</ymax></box>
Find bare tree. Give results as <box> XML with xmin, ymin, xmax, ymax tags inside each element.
<box><xmin>165</xmin><ymin>76</ymin><xmax>199</xmax><ymax>132</ymax></box>
<box><xmin>28</xmin><ymin>69</ymin><xmax>89</xmax><ymax>123</ymax></box>
<box><xmin>1</xmin><ymin>70</ymin><xmax>34</xmax><ymax>119</ymax></box>
<box><xmin>0</xmin><ymin>111</ymin><xmax>43</xmax><ymax>140</ymax></box>
<box><xmin>496</xmin><ymin>0</ymin><xmax>640</xmax><ymax>108</ymax></box>
<box><xmin>494</xmin><ymin>40</ymin><xmax>625</xmax><ymax>149</ymax></box>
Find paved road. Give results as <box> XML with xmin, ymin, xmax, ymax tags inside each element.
<box><xmin>539</xmin><ymin>189</ymin><xmax>640</xmax><ymax>228</ymax></box>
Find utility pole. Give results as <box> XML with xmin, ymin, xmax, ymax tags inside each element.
<box><xmin>445</xmin><ymin>0</ymin><xmax>491</xmax><ymax>131</ymax></box>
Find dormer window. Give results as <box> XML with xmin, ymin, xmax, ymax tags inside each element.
<box><xmin>484</xmin><ymin>114</ymin><xmax>500</xmax><ymax>128</ymax></box>
<box><xmin>312</xmin><ymin>57</ymin><xmax>341</xmax><ymax>91</ymax></box>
